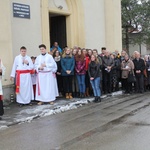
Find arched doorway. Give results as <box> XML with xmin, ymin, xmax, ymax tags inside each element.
<box><xmin>41</xmin><ymin>0</ymin><xmax>85</xmax><ymax>49</ymax></box>
<box><xmin>49</xmin><ymin>14</ymin><xmax>67</xmax><ymax>49</ymax></box>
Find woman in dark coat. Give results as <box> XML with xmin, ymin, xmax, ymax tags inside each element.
<box><xmin>88</xmin><ymin>54</ymin><xmax>101</xmax><ymax>103</ymax></box>
<box><xmin>53</xmin><ymin>50</ymin><xmax>63</xmax><ymax>96</ymax></box>
<box><xmin>110</xmin><ymin>53</ymin><xmax>121</xmax><ymax>91</ymax></box>
<box><xmin>145</xmin><ymin>56</ymin><xmax>150</xmax><ymax>90</ymax></box>
<box><xmin>61</xmin><ymin>48</ymin><xmax>75</xmax><ymax>99</ymax></box>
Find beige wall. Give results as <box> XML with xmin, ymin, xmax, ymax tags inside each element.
<box><xmin>82</xmin><ymin>0</ymin><xmax>106</xmax><ymax>52</ymax></box>
<box><xmin>10</xmin><ymin>0</ymin><xmax>42</xmax><ymax>58</ymax></box>
<box><xmin>104</xmin><ymin>0</ymin><xmax>122</xmax><ymax>52</ymax></box>
<box><xmin>0</xmin><ymin>0</ymin><xmax>13</xmax><ymax>86</ymax></box>
<box><xmin>0</xmin><ymin>0</ymin><xmax>122</xmax><ymax>87</ymax></box>
<box><xmin>45</xmin><ymin>0</ymin><xmax>122</xmax><ymax>52</ymax></box>
<box><xmin>49</xmin><ymin>0</ymin><xmax>68</xmax><ymax>10</ymax></box>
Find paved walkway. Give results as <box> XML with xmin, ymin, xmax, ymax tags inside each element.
<box><xmin>0</xmin><ymin>91</ymin><xmax>150</xmax><ymax>150</ymax></box>
<box><xmin>0</xmin><ymin>92</ymin><xmax>122</xmax><ymax>130</ymax></box>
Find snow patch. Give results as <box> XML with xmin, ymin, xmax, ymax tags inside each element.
<box><xmin>0</xmin><ymin>91</ymin><xmax>123</xmax><ymax>130</ymax></box>
<box><xmin>15</xmin><ymin>98</ymin><xmax>94</xmax><ymax>123</ymax></box>
<box><xmin>40</xmin><ymin>98</ymin><xmax>93</xmax><ymax>117</ymax></box>
<box><xmin>15</xmin><ymin>115</ymin><xmax>39</xmax><ymax>123</ymax></box>
<box><xmin>0</xmin><ymin>125</ymin><xmax>8</xmax><ymax>130</ymax></box>
<box><xmin>112</xmin><ymin>91</ymin><xmax>123</xmax><ymax>96</ymax></box>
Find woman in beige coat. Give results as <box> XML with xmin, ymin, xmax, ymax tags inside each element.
<box><xmin>121</xmin><ymin>54</ymin><xmax>134</xmax><ymax>94</ymax></box>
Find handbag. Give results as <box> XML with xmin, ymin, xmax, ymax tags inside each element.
<box><xmin>127</xmin><ymin>69</ymin><xmax>136</xmax><ymax>83</ymax></box>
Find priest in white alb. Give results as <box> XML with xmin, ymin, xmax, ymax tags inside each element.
<box><xmin>10</xmin><ymin>46</ymin><xmax>34</xmax><ymax>106</ymax></box>
<box><xmin>35</xmin><ymin>44</ymin><xmax>58</xmax><ymax>105</ymax></box>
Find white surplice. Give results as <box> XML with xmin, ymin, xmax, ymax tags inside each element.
<box><xmin>0</xmin><ymin>60</ymin><xmax>6</xmax><ymax>95</ymax></box>
<box><xmin>52</xmin><ymin>63</ymin><xmax>59</xmax><ymax>97</ymax></box>
<box><xmin>10</xmin><ymin>54</ymin><xmax>34</xmax><ymax>104</ymax></box>
<box><xmin>35</xmin><ymin>53</ymin><xmax>58</xmax><ymax>102</ymax></box>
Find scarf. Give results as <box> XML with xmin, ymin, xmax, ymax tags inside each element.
<box><xmin>54</xmin><ymin>56</ymin><xmax>61</xmax><ymax>62</ymax></box>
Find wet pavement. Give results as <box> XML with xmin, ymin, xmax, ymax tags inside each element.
<box><xmin>0</xmin><ymin>96</ymin><xmax>98</xmax><ymax>129</ymax></box>
<box><xmin>0</xmin><ymin>92</ymin><xmax>150</xmax><ymax>150</ymax></box>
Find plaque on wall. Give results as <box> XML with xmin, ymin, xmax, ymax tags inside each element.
<box><xmin>13</xmin><ymin>3</ymin><xmax>30</xmax><ymax>19</ymax></box>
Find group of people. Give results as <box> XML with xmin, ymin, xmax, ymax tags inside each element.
<box><xmin>0</xmin><ymin>41</ymin><xmax>149</xmax><ymax>120</ymax></box>
<box><xmin>51</xmin><ymin>44</ymin><xmax>150</xmax><ymax>101</ymax></box>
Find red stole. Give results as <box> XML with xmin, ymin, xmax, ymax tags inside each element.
<box><xmin>16</xmin><ymin>70</ymin><xmax>33</xmax><ymax>94</ymax></box>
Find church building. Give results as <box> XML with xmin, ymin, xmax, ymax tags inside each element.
<box><xmin>0</xmin><ymin>0</ymin><xmax>122</xmax><ymax>100</ymax></box>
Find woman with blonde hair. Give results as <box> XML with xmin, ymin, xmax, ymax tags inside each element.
<box><xmin>88</xmin><ymin>54</ymin><xmax>101</xmax><ymax>102</ymax></box>
<box><xmin>61</xmin><ymin>48</ymin><xmax>75</xmax><ymax>99</ymax></box>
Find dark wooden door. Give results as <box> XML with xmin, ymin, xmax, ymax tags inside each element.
<box><xmin>50</xmin><ymin>15</ymin><xmax>67</xmax><ymax>49</ymax></box>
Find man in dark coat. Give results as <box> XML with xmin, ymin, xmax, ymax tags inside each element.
<box><xmin>102</xmin><ymin>50</ymin><xmax>114</xmax><ymax>93</ymax></box>
<box><xmin>133</xmin><ymin>52</ymin><xmax>146</xmax><ymax>93</ymax></box>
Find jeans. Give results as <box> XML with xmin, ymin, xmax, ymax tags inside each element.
<box><xmin>76</xmin><ymin>75</ymin><xmax>86</xmax><ymax>93</ymax></box>
<box><xmin>90</xmin><ymin>77</ymin><xmax>101</xmax><ymax>96</ymax></box>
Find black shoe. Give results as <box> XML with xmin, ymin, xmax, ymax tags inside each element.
<box><xmin>124</xmin><ymin>91</ymin><xmax>128</xmax><ymax>94</ymax></box>
<box><xmin>140</xmin><ymin>91</ymin><xmax>144</xmax><ymax>94</ymax></box>
<box><xmin>80</xmin><ymin>93</ymin><xmax>85</xmax><ymax>98</ymax></box>
<box><xmin>76</xmin><ymin>92</ymin><xmax>80</xmax><ymax>98</ymax></box>
<box><xmin>93</xmin><ymin>96</ymin><xmax>98</xmax><ymax>102</ymax></box>
<box><xmin>19</xmin><ymin>104</ymin><xmax>24</xmax><ymax>107</ymax></box>
<box><xmin>28</xmin><ymin>103</ymin><xmax>32</xmax><ymax>106</ymax></box>
<box><xmin>82</xmin><ymin>93</ymin><xmax>85</xmax><ymax>98</ymax></box>
<box><xmin>0</xmin><ymin>117</ymin><xmax>2</xmax><ymax>120</ymax></box>
<box><xmin>79</xmin><ymin>93</ymin><xmax>82</xmax><ymax>98</ymax></box>
<box><xmin>104</xmin><ymin>91</ymin><xmax>108</xmax><ymax>94</ymax></box>
<box><xmin>96</xmin><ymin>97</ymin><xmax>101</xmax><ymax>103</ymax></box>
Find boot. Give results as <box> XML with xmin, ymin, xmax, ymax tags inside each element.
<box><xmin>66</xmin><ymin>93</ymin><xmax>69</xmax><ymax>99</ymax></box>
<box><xmin>82</xmin><ymin>93</ymin><xmax>85</xmax><ymax>98</ymax></box>
<box><xmin>93</xmin><ymin>96</ymin><xmax>98</xmax><ymax>102</ymax></box>
<box><xmin>37</xmin><ymin>101</ymin><xmax>43</xmax><ymax>105</ymax></box>
<box><xmin>96</xmin><ymin>97</ymin><xmax>101</xmax><ymax>103</ymax></box>
<box><xmin>72</xmin><ymin>92</ymin><xmax>76</xmax><ymax>98</ymax></box>
<box><xmin>69</xmin><ymin>93</ymin><xmax>73</xmax><ymax>99</ymax></box>
<box><xmin>79</xmin><ymin>93</ymin><xmax>82</xmax><ymax>98</ymax></box>
<box><xmin>76</xmin><ymin>92</ymin><xmax>80</xmax><ymax>98</ymax></box>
